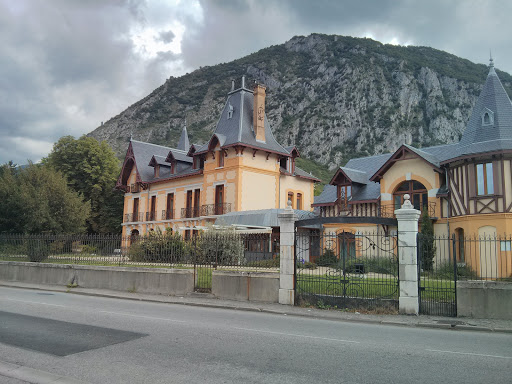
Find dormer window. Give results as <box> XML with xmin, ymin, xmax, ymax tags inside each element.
<box><xmin>481</xmin><ymin>108</ymin><xmax>494</xmax><ymax>126</ymax></box>
<box><xmin>154</xmin><ymin>165</ymin><xmax>160</xmax><ymax>178</ymax></box>
<box><xmin>227</xmin><ymin>103</ymin><xmax>234</xmax><ymax>119</ymax></box>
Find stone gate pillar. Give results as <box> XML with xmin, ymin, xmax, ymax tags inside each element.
<box><xmin>395</xmin><ymin>194</ymin><xmax>421</xmax><ymax>315</ymax></box>
<box><xmin>278</xmin><ymin>201</ymin><xmax>297</xmax><ymax>305</ymax></box>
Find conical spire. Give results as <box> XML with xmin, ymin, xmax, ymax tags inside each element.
<box><xmin>457</xmin><ymin>57</ymin><xmax>512</xmax><ymax>157</ymax></box>
<box><xmin>177</xmin><ymin>121</ymin><xmax>190</xmax><ymax>151</ymax></box>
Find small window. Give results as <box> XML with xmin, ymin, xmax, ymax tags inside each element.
<box><xmin>296</xmin><ymin>193</ymin><xmax>302</xmax><ymax>210</ymax></box>
<box><xmin>227</xmin><ymin>103</ymin><xmax>233</xmax><ymax>119</ymax></box>
<box><xmin>481</xmin><ymin>109</ymin><xmax>494</xmax><ymax>126</ymax></box>
<box><xmin>218</xmin><ymin>150</ymin><xmax>224</xmax><ymax>167</ymax></box>
<box><xmin>476</xmin><ymin>163</ymin><xmax>494</xmax><ymax>195</ymax></box>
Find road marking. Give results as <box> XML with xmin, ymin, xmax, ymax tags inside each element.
<box><xmin>99</xmin><ymin>310</ymin><xmax>186</xmax><ymax>323</ymax></box>
<box><xmin>5</xmin><ymin>298</ymin><xmax>65</xmax><ymax>307</ymax></box>
<box><xmin>233</xmin><ymin>327</ymin><xmax>360</xmax><ymax>344</ymax></box>
<box><xmin>426</xmin><ymin>349</ymin><xmax>512</xmax><ymax>359</ymax></box>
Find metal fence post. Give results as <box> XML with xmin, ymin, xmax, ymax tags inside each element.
<box><xmin>395</xmin><ymin>194</ymin><xmax>421</xmax><ymax>315</ymax></box>
<box><xmin>278</xmin><ymin>201</ymin><xmax>297</xmax><ymax>305</ymax></box>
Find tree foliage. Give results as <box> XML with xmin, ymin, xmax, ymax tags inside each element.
<box><xmin>0</xmin><ymin>163</ymin><xmax>90</xmax><ymax>234</ymax></box>
<box><xmin>44</xmin><ymin>135</ymin><xmax>123</xmax><ymax>233</ymax></box>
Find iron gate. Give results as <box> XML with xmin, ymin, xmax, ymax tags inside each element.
<box><xmin>295</xmin><ymin>230</ymin><xmax>399</xmax><ymax>311</ymax></box>
<box><xmin>417</xmin><ymin>234</ymin><xmax>457</xmax><ymax>316</ymax></box>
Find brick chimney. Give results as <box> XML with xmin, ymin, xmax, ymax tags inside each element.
<box><xmin>253</xmin><ymin>83</ymin><xmax>266</xmax><ymax>142</ymax></box>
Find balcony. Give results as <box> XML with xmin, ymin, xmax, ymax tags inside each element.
<box><xmin>124</xmin><ymin>212</ymin><xmax>144</xmax><ymax>223</ymax></box>
<box><xmin>201</xmin><ymin>203</ymin><xmax>232</xmax><ymax>216</ymax></box>
<box><xmin>181</xmin><ymin>207</ymin><xmax>200</xmax><ymax>219</ymax></box>
<box><xmin>161</xmin><ymin>209</ymin><xmax>174</xmax><ymax>220</ymax></box>
<box><xmin>130</xmin><ymin>183</ymin><xmax>141</xmax><ymax>193</ymax></box>
<box><xmin>329</xmin><ymin>201</ymin><xmax>436</xmax><ymax>219</ymax></box>
<box><xmin>145</xmin><ymin>211</ymin><xmax>157</xmax><ymax>221</ymax></box>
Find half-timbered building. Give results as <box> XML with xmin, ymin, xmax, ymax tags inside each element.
<box><xmin>313</xmin><ymin>58</ymin><xmax>512</xmax><ymax>273</ymax></box>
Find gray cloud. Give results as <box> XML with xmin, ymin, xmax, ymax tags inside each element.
<box><xmin>1</xmin><ymin>0</ymin><xmax>511</xmax><ymax>165</ymax></box>
<box><xmin>159</xmin><ymin>30</ymin><xmax>176</xmax><ymax>43</ymax></box>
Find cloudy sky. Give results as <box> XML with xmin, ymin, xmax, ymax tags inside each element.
<box><xmin>1</xmin><ymin>0</ymin><xmax>511</xmax><ymax>165</ymax></box>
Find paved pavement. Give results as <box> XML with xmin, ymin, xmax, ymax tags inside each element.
<box><xmin>1</xmin><ymin>281</ymin><xmax>511</xmax><ymax>333</ymax></box>
<box><xmin>0</xmin><ymin>284</ymin><xmax>511</xmax><ymax>384</ymax></box>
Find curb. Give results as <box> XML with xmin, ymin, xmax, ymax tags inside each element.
<box><xmin>1</xmin><ymin>282</ymin><xmax>511</xmax><ymax>334</ymax></box>
<box><xmin>0</xmin><ymin>360</ymin><xmax>89</xmax><ymax>384</ymax></box>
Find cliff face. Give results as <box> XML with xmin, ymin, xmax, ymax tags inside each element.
<box><xmin>89</xmin><ymin>34</ymin><xmax>512</xmax><ymax>170</ymax></box>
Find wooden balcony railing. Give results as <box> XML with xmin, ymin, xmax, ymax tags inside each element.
<box><xmin>331</xmin><ymin>201</ymin><xmax>436</xmax><ymax>219</ymax></box>
<box><xmin>201</xmin><ymin>203</ymin><xmax>232</xmax><ymax>216</ymax></box>
<box><xmin>124</xmin><ymin>212</ymin><xmax>144</xmax><ymax>223</ymax></box>
<box><xmin>161</xmin><ymin>209</ymin><xmax>174</xmax><ymax>220</ymax></box>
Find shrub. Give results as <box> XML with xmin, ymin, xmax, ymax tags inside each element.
<box><xmin>345</xmin><ymin>256</ymin><xmax>397</xmax><ymax>275</ymax></box>
<box><xmin>26</xmin><ymin>239</ymin><xmax>50</xmax><ymax>262</ymax></box>
<box><xmin>315</xmin><ymin>249</ymin><xmax>338</xmax><ymax>266</ymax></box>
<box><xmin>129</xmin><ymin>231</ymin><xmax>187</xmax><ymax>263</ymax></box>
<box><xmin>420</xmin><ymin>209</ymin><xmax>436</xmax><ymax>271</ymax></box>
<box><xmin>197</xmin><ymin>230</ymin><xmax>245</xmax><ymax>266</ymax></box>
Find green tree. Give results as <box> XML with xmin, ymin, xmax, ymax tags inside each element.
<box><xmin>44</xmin><ymin>135</ymin><xmax>123</xmax><ymax>233</ymax></box>
<box><xmin>0</xmin><ymin>163</ymin><xmax>90</xmax><ymax>234</ymax></box>
<box><xmin>420</xmin><ymin>208</ymin><xmax>436</xmax><ymax>271</ymax></box>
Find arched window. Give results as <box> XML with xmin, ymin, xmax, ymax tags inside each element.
<box><xmin>130</xmin><ymin>229</ymin><xmax>140</xmax><ymax>245</ymax></box>
<box><xmin>393</xmin><ymin>180</ymin><xmax>428</xmax><ymax>212</ymax></box>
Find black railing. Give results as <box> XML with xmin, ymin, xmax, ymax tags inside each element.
<box><xmin>124</xmin><ymin>212</ymin><xmax>144</xmax><ymax>223</ymax></box>
<box><xmin>0</xmin><ymin>232</ymin><xmax>279</xmax><ymax>292</ymax></box>
<box><xmin>162</xmin><ymin>209</ymin><xmax>174</xmax><ymax>220</ymax></box>
<box><xmin>145</xmin><ymin>211</ymin><xmax>157</xmax><ymax>221</ymax></box>
<box><xmin>181</xmin><ymin>207</ymin><xmax>200</xmax><ymax>219</ymax></box>
<box><xmin>201</xmin><ymin>203</ymin><xmax>232</xmax><ymax>216</ymax></box>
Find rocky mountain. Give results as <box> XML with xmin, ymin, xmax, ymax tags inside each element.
<box><xmin>89</xmin><ymin>34</ymin><xmax>512</xmax><ymax>172</ymax></box>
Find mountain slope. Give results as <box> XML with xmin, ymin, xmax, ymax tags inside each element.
<box><xmin>89</xmin><ymin>33</ymin><xmax>512</xmax><ymax>171</ymax></box>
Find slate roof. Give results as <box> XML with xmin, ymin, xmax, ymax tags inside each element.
<box><xmin>130</xmin><ymin>140</ymin><xmax>196</xmax><ymax>183</ymax></box>
<box><xmin>195</xmin><ymin>84</ymin><xmax>290</xmax><ymax>156</ymax></box>
<box><xmin>456</xmin><ymin>62</ymin><xmax>512</xmax><ymax>158</ymax></box>
<box><xmin>313</xmin><ymin>184</ymin><xmax>337</xmax><ymax>205</ymax></box>
<box><xmin>177</xmin><ymin>125</ymin><xmax>190</xmax><ymax>151</ymax></box>
<box><xmin>339</xmin><ymin>167</ymin><xmax>368</xmax><ymax>184</ymax></box>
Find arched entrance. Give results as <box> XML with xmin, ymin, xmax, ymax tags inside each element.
<box><xmin>393</xmin><ymin>180</ymin><xmax>428</xmax><ymax>212</ymax></box>
<box><xmin>130</xmin><ymin>229</ymin><xmax>140</xmax><ymax>245</ymax></box>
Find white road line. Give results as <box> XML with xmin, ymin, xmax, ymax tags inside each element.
<box><xmin>426</xmin><ymin>349</ymin><xmax>512</xmax><ymax>359</ymax></box>
<box><xmin>5</xmin><ymin>298</ymin><xmax>66</xmax><ymax>307</ymax></box>
<box><xmin>98</xmin><ymin>310</ymin><xmax>186</xmax><ymax>323</ymax></box>
<box><xmin>233</xmin><ymin>327</ymin><xmax>360</xmax><ymax>344</ymax></box>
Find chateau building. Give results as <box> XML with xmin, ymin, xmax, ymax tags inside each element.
<box><xmin>116</xmin><ymin>77</ymin><xmax>319</xmax><ymax>238</ymax></box>
<box><xmin>313</xmin><ymin>58</ymin><xmax>512</xmax><ymax>273</ymax></box>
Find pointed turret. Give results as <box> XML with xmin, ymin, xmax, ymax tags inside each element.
<box><xmin>177</xmin><ymin>122</ymin><xmax>190</xmax><ymax>151</ymax></box>
<box><xmin>457</xmin><ymin>58</ymin><xmax>512</xmax><ymax>157</ymax></box>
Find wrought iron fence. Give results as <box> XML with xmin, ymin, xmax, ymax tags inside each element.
<box><xmin>0</xmin><ymin>232</ymin><xmax>279</xmax><ymax>291</ymax></box>
<box><xmin>417</xmin><ymin>233</ymin><xmax>512</xmax><ymax>317</ymax></box>
<box><xmin>295</xmin><ymin>230</ymin><xmax>399</xmax><ymax>311</ymax></box>
<box><xmin>145</xmin><ymin>211</ymin><xmax>157</xmax><ymax>221</ymax></box>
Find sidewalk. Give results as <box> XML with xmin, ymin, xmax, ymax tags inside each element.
<box><xmin>2</xmin><ymin>281</ymin><xmax>512</xmax><ymax>334</ymax></box>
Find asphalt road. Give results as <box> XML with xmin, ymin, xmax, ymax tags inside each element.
<box><xmin>0</xmin><ymin>286</ymin><xmax>510</xmax><ymax>384</ymax></box>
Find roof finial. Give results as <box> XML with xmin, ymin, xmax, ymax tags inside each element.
<box><xmin>231</xmin><ymin>79</ymin><xmax>235</xmax><ymax>91</ymax></box>
<box><xmin>241</xmin><ymin>75</ymin><xmax>246</xmax><ymax>89</ymax></box>
<box><xmin>489</xmin><ymin>50</ymin><xmax>494</xmax><ymax>67</ymax></box>
<box><xmin>130</xmin><ymin>131</ymin><xmax>133</xmax><ymax>141</ymax></box>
